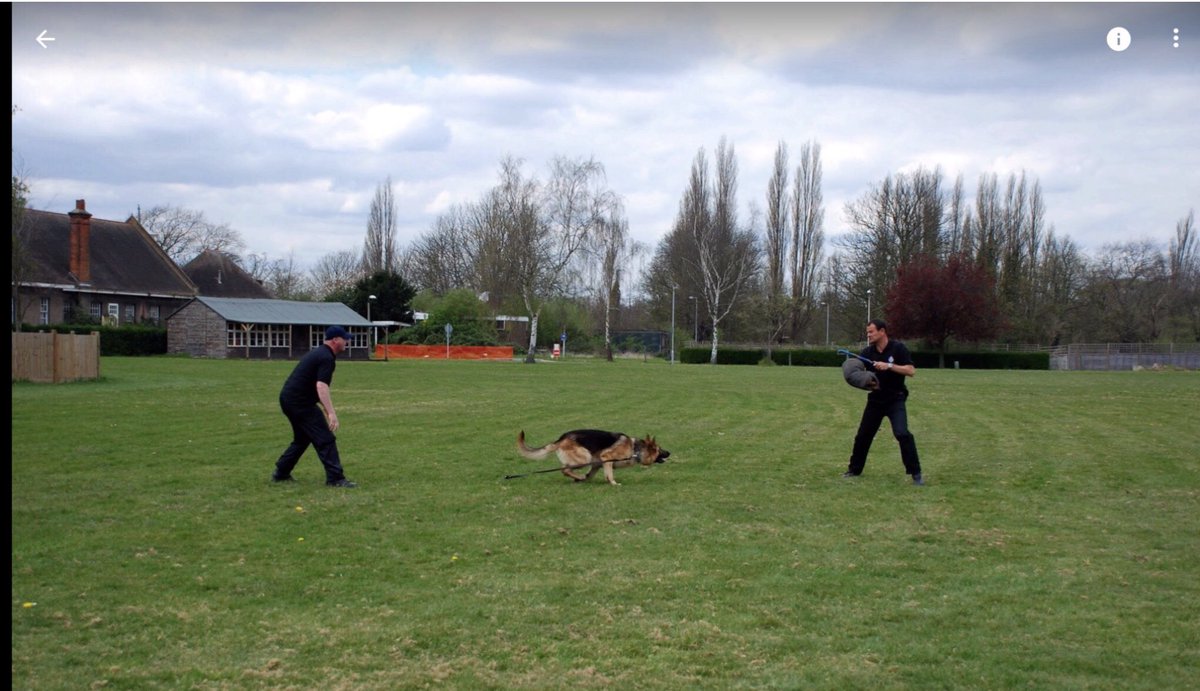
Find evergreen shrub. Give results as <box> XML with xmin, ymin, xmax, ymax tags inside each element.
<box><xmin>25</xmin><ymin>324</ymin><xmax>167</xmax><ymax>356</ymax></box>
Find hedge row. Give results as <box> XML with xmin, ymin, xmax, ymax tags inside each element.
<box><xmin>22</xmin><ymin>324</ymin><xmax>168</xmax><ymax>356</ymax></box>
<box><xmin>679</xmin><ymin>346</ymin><xmax>1049</xmax><ymax>370</ymax></box>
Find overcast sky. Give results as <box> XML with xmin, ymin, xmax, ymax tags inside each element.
<box><xmin>12</xmin><ymin>2</ymin><xmax>1198</xmax><ymax>271</ymax></box>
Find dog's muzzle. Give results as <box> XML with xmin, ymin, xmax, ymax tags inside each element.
<box><xmin>655</xmin><ymin>450</ymin><xmax>670</xmax><ymax>464</ymax></box>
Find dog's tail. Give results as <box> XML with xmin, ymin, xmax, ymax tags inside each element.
<box><xmin>517</xmin><ymin>430</ymin><xmax>556</xmax><ymax>460</ymax></box>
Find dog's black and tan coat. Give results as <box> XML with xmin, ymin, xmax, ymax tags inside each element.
<box><xmin>517</xmin><ymin>429</ymin><xmax>670</xmax><ymax>485</ymax></box>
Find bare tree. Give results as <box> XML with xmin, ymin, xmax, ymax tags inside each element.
<box><xmin>481</xmin><ymin>157</ymin><xmax>543</xmax><ymax>361</ymax></box>
<box><xmin>406</xmin><ymin>204</ymin><xmax>484</xmax><ymax>295</ymax></box>
<box><xmin>789</xmin><ymin>140</ymin><xmax>824</xmax><ymax>341</ymax></box>
<box><xmin>196</xmin><ymin>221</ymin><xmax>246</xmax><ymax>260</ymax></box>
<box><xmin>138</xmin><ymin>205</ymin><xmax>205</xmax><ymax>264</ymax></box>
<box><xmin>958</xmin><ymin>171</ymin><xmax>1052</xmax><ymax>342</ymax></box>
<box><xmin>411</xmin><ymin>155</ymin><xmax>619</xmax><ymax>349</ymax></box>
<box><xmin>947</xmin><ymin>174</ymin><xmax>967</xmax><ymax>255</ymax></box>
<box><xmin>137</xmin><ymin>204</ymin><xmax>245</xmax><ymax>265</ymax></box>
<box><xmin>242</xmin><ymin>252</ymin><xmax>274</xmax><ymax>285</ymax></box>
<box><xmin>840</xmin><ymin>166</ymin><xmax>945</xmax><ymax>320</ymax></box>
<box><xmin>969</xmin><ymin>172</ymin><xmax>1003</xmax><ymax>276</ymax></box>
<box><xmin>1078</xmin><ymin>241</ymin><xmax>1170</xmax><ymax>342</ymax></box>
<box><xmin>765</xmin><ymin>141</ymin><xmax>789</xmax><ymax>299</ymax></box>
<box><xmin>363</xmin><ymin>176</ymin><xmax>398</xmax><ymax>275</ymax></box>
<box><xmin>508</xmin><ymin>155</ymin><xmax>611</xmax><ymax>362</ymax></box>
<box><xmin>646</xmin><ymin>211</ymin><xmax>702</xmax><ymax>340</ymax></box>
<box><xmin>11</xmin><ymin>129</ymin><xmax>35</xmax><ymax>330</ymax></box>
<box><xmin>1167</xmin><ymin>209</ymin><xmax>1199</xmax><ymax>340</ymax></box>
<box><xmin>268</xmin><ymin>252</ymin><xmax>314</xmax><ymax>301</ymax></box>
<box><xmin>1030</xmin><ymin>229</ymin><xmax>1085</xmax><ymax>345</ymax></box>
<box><xmin>762</xmin><ymin>142</ymin><xmax>791</xmax><ymax>346</ymax></box>
<box><xmin>592</xmin><ymin>202</ymin><xmax>632</xmax><ymax>361</ymax></box>
<box><xmin>687</xmin><ymin>139</ymin><xmax>759</xmax><ymax>364</ymax></box>
<box><xmin>309</xmin><ymin>250</ymin><xmax>364</xmax><ymax>300</ymax></box>
<box><xmin>1168</xmin><ymin>209</ymin><xmax>1197</xmax><ymax>284</ymax></box>
<box><xmin>245</xmin><ymin>252</ymin><xmax>313</xmax><ymax>301</ymax></box>
<box><xmin>998</xmin><ymin>172</ymin><xmax>1036</xmax><ymax>325</ymax></box>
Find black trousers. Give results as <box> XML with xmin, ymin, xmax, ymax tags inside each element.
<box><xmin>274</xmin><ymin>399</ymin><xmax>346</xmax><ymax>483</ymax></box>
<box><xmin>847</xmin><ymin>393</ymin><xmax>921</xmax><ymax>476</ymax></box>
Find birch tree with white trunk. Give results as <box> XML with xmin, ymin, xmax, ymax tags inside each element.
<box><xmin>495</xmin><ymin>155</ymin><xmax>611</xmax><ymax>363</ymax></box>
<box><xmin>678</xmin><ymin>139</ymin><xmax>759</xmax><ymax>364</ymax></box>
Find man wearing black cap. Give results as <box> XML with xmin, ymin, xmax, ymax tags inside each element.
<box><xmin>272</xmin><ymin>326</ymin><xmax>357</xmax><ymax>487</ymax></box>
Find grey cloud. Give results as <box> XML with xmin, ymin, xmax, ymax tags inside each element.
<box><xmin>12</xmin><ymin>2</ymin><xmax>1198</xmax><ymax>266</ymax></box>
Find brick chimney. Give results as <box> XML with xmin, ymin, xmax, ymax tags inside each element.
<box><xmin>68</xmin><ymin>199</ymin><xmax>92</xmax><ymax>283</ymax></box>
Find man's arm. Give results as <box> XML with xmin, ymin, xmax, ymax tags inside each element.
<box><xmin>872</xmin><ymin>360</ymin><xmax>915</xmax><ymax>377</ymax></box>
<box><xmin>316</xmin><ymin>381</ymin><xmax>339</xmax><ymax>431</ymax></box>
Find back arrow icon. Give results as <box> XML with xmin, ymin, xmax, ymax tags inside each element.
<box><xmin>37</xmin><ymin>30</ymin><xmax>56</xmax><ymax>48</ymax></box>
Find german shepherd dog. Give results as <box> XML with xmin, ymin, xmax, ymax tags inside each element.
<box><xmin>517</xmin><ymin>429</ymin><xmax>670</xmax><ymax>485</ymax></box>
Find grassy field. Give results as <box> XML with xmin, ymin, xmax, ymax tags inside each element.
<box><xmin>11</xmin><ymin>356</ymin><xmax>1200</xmax><ymax>689</ymax></box>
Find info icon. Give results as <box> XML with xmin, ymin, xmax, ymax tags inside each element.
<box><xmin>1107</xmin><ymin>27</ymin><xmax>1131</xmax><ymax>52</ymax></box>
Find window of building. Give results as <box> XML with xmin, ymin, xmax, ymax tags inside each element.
<box><xmin>228</xmin><ymin>323</ymin><xmax>291</xmax><ymax>349</ymax></box>
<box><xmin>269</xmin><ymin>325</ymin><xmax>291</xmax><ymax>348</ymax></box>
<box><xmin>107</xmin><ymin>303</ymin><xmax>119</xmax><ymax>323</ymax></box>
<box><xmin>124</xmin><ymin>304</ymin><xmax>136</xmax><ymax>324</ymax></box>
<box><xmin>227</xmin><ymin>323</ymin><xmax>247</xmax><ymax>347</ymax></box>
<box><xmin>307</xmin><ymin>328</ymin><xmax>361</xmax><ymax>349</ymax></box>
<box><xmin>40</xmin><ymin>298</ymin><xmax>50</xmax><ymax>325</ymax></box>
<box><xmin>148</xmin><ymin>305</ymin><xmax>160</xmax><ymax>326</ymax></box>
<box><xmin>90</xmin><ymin>302</ymin><xmax>102</xmax><ymax>321</ymax></box>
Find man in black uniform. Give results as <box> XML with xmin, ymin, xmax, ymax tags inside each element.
<box><xmin>842</xmin><ymin>319</ymin><xmax>924</xmax><ymax>485</ymax></box>
<box><xmin>272</xmin><ymin>325</ymin><xmax>357</xmax><ymax>487</ymax></box>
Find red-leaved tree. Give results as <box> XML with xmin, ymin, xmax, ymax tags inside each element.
<box><xmin>885</xmin><ymin>253</ymin><xmax>1006</xmax><ymax>367</ymax></box>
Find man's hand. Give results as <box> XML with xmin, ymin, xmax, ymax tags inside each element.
<box><xmin>326</xmin><ymin>412</ymin><xmax>339</xmax><ymax>432</ymax></box>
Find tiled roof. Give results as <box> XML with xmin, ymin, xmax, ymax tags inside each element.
<box><xmin>19</xmin><ymin>206</ymin><xmax>196</xmax><ymax>296</ymax></box>
<box><xmin>183</xmin><ymin>250</ymin><xmax>274</xmax><ymax>298</ymax></box>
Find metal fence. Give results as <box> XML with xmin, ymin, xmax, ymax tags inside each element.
<box><xmin>1048</xmin><ymin>343</ymin><xmax>1200</xmax><ymax>371</ymax></box>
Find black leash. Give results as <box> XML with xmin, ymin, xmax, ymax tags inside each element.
<box><xmin>504</xmin><ymin>456</ymin><xmax>636</xmax><ymax>480</ymax></box>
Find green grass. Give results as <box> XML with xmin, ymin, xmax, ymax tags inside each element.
<box><xmin>12</xmin><ymin>357</ymin><xmax>1200</xmax><ymax>689</ymax></box>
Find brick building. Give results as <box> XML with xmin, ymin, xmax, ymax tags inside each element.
<box><xmin>12</xmin><ymin>200</ymin><xmax>197</xmax><ymax>327</ymax></box>
<box><xmin>167</xmin><ymin>296</ymin><xmax>373</xmax><ymax>359</ymax></box>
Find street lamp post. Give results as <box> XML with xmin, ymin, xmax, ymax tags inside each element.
<box><xmin>866</xmin><ymin>289</ymin><xmax>873</xmax><ymax>323</ymax></box>
<box><xmin>688</xmin><ymin>295</ymin><xmax>698</xmax><ymax>342</ymax></box>
<box><xmin>824</xmin><ymin>301</ymin><xmax>830</xmax><ymax>346</ymax></box>
<box><xmin>368</xmin><ymin>294</ymin><xmax>377</xmax><ymax>357</ymax></box>
<box><xmin>670</xmin><ymin>285</ymin><xmax>676</xmax><ymax>365</ymax></box>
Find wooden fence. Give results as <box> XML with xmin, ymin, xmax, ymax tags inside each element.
<box><xmin>11</xmin><ymin>331</ymin><xmax>101</xmax><ymax>383</ymax></box>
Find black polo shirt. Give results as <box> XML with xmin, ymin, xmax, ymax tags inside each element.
<box><xmin>280</xmin><ymin>344</ymin><xmax>337</xmax><ymax>407</ymax></box>
<box><xmin>859</xmin><ymin>339</ymin><xmax>913</xmax><ymax>399</ymax></box>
